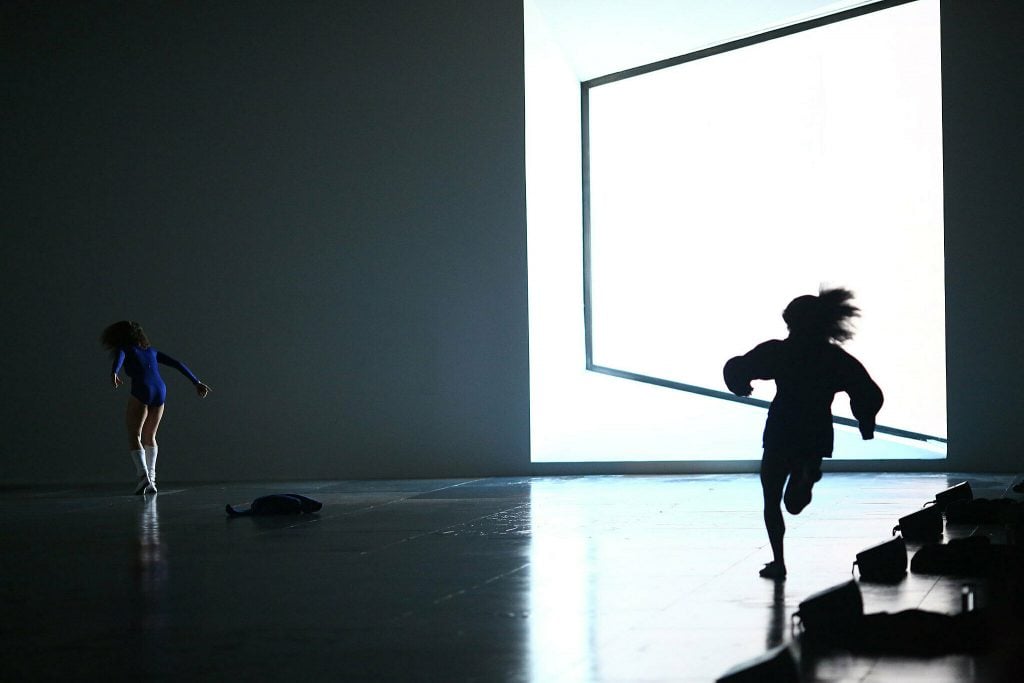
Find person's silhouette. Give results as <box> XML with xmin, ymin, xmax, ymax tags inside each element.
<box><xmin>724</xmin><ymin>288</ymin><xmax>883</xmax><ymax>580</ymax></box>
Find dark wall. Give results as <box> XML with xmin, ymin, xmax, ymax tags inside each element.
<box><xmin>942</xmin><ymin>0</ymin><xmax>1024</xmax><ymax>471</ymax></box>
<box><xmin>0</xmin><ymin>0</ymin><xmax>529</xmax><ymax>483</ymax></box>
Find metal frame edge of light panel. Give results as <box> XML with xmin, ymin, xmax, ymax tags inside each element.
<box><xmin>579</xmin><ymin>0</ymin><xmax>945</xmax><ymax>445</ymax></box>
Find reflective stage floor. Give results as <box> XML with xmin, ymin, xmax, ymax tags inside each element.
<box><xmin>2</xmin><ymin>473</ymin><xmax>1022</xmax><ymax>681</ymax></box>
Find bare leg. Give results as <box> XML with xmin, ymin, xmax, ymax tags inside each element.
<box><xmin>126</xmin><ymin>398</ymin><xmax>148</xmax><ymax>450</ymax></box>
<box><xmin>760</xmin><ymin>451</ymin><xmax>788</xmax><ymax>579</ymax></box>
<box><xmin>141</xmin><ymin>403</ymin><xmax>164</xmax><ymax>449</ymax></box>
<box><xmin>126</xmin><ymin>398</ymin><xmax>151</xmax><ymax>493</ymax></box>
<box><xmin>141</xmin><ymin>404</ymin><xmax>165</xmax><ymax>492</ymax></box>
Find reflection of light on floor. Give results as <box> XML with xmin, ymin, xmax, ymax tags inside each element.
<box><xmin>4</xmin><ymin>474</ymin><xmax>1010</xmax><ymax>680</ymax></box>
<box><xmin>528</xmin><ymin>480</ymin><xmax>593</xmax><ymax>682</ymax></box>
<box><xmin>527</xmin><ymin>475</ymin><xmax>771</xmax><ymax>680</ymax></box>
<box><xmin>136</xmin><ymin>495</ymin><xmax>167</xmax><ymax>631</ymax></box>
<box><xmin>524</xmin><ymin>473</ymin><xmax>983</xmax><ymax>679</ymax></box>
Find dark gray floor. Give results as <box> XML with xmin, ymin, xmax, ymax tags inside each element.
<box><xmin>2</xmin><ymin>473</ymin><xmax>1022</xmax><ymax>681</ymax></box>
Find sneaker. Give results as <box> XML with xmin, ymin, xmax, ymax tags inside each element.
<box><xmin>759</xmin><ymin>561</ymin><xmax>787</xmax><ymax>580</ymax></box>
<box><xmin>134</xmin><ymin>474</ymin><xmax>151</xmax><ymax>495</ymax></box>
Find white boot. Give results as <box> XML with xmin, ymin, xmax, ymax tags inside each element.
<box><xmin>130</xmin><ymin>449</ymin><xmax>152</xmax><ymax>494</ymax></box>
<box><xmin>144</xmin><ymin>446</ymin><xmax>159</xmax><ymax>493</ymax></box>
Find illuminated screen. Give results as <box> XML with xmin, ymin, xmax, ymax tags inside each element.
<box><xmin>524</xmin><ymin>0</ymin><xmax>944</xmax><ymax>463</ymax></box>
<box><xmin>584</xmin><ymin>0</ymin><xmax>945</xmax><ymax>446</ymax></box>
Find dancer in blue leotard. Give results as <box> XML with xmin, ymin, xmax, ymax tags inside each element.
<box><xmin>102</xmin><ymin>321</ymin><xmax>211</xmax><ymax>494</ymax></box>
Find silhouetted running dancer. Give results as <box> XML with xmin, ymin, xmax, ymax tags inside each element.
<box><xmin>102</xmin><ymin>321</ymin><xmax>212</xmax><ymax>494</ymax></box>
<box><xmin>724</xmin><ymin>288</ymin><xmax>883</xmax><ymax>580</ymax></box>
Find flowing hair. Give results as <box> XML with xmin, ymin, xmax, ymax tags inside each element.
<box><xmin>100</xmin><ymin>320</ymin><xmax>150</xmax><ymax>351</ymax></box>
<box><xmin>782</xmin><ymin>287</ymin><xmax>860</xmax><ymax>343</ymax></box>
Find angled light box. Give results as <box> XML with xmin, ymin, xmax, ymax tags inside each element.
<box><xmin>584</xmin><ymin>0</ymin><xmax>945</xmax><ymax>442</ymax></box>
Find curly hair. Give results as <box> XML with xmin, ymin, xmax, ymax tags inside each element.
<box><xmin>100</xmin><ymin>320</ymin><xmax>150</xmax><ymax>351</ymax></box>
<box><xmin>782</xmin><ymin>287</ymin><xmax>860</xmax><ymax>343</ymax></box>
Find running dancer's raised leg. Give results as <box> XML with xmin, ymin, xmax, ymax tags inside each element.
<box><xmin>784</xmin><ymin>456</ymin><xmax>823</xmax><ymax>515</ymax></box>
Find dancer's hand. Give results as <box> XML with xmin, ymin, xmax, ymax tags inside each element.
<box><xmin>112</xmin><ymin>373</ymin><xmax>122</xmax><ymax>389</ymax></box>
<box><xmin>726</xmin><ymin>380</ymin><xmax>753</xmax><ymax>397</ymax></box>
<box><xmin>196</xmin><ymin>382</ymin><xmax>212</xmax><ymax>398</ymax></box>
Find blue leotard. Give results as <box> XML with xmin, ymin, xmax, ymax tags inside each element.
<box><xmin>112</xmin><ymin>345</ymin><xmax>200</xmax><ymax>407</ymax></box>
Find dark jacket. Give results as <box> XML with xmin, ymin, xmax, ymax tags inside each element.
<box><xmin>723</xmin><ymin>337</ymin><xmax>883</xmax><ymax>457</ymax></box>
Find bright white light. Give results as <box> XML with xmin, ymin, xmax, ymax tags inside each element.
<box><xmin>588</xmin><ymin>0</ymin><xmax>944</xmax><ymax>440</ymax></box>
<box><xmin>526</xmin><ymin>0</ymin><xmax>945</xmax><ymax>462</ymax></box>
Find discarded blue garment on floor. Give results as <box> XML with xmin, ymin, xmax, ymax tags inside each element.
<box><xmin>225</xmin><ymin>494</ymin><xmax>322</xmax><ymax>516</ymax></box>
